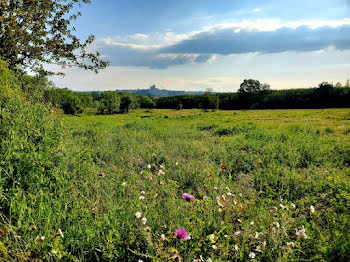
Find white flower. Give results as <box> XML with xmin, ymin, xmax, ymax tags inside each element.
<box><xmin>273</xmin><ymin>221</ymin><xmax>280</xmax><ymax>229</ymax></box>
<box><xmin>122</xmin><ymin>182</ymin><xmax>127</xmax><ymax>187</ymax></box>
<box><xmin>135</xmin><ymin>211</ymin><xmax>141</xmax><ymax>218</ymax></box>
<box><xmin>212</xmin><ymin>245</ymin><xmax>217</xmax><ymax>250</ymax></box>
<box><xmin>279</xmin><ymin>203</ymin><xmax>286</xmax><ymax>209</ymax></box>
<box><xmin>175</xmin><ymin>161</ymin><xmax>179</xmax><ymax>165</ymax></box>
<box><xmin>214</xmin><ymin>187</ymin><xmax>218</xmax><ymax>190</ymax></box>
<box><xmin>253</xmin><ymin>232</ymin><xmax>259</xmax><ymax>239</ymax></box>
<box><xmin>160</xmin><ymin>234</ymin><xmax>165</xmax><ymax>241</ymax></box>
<box><xmin>140</xmin><ymin>191</ymin><xmax>145</xmax><ymax>195</ymax></box>
<box><xmin>141</xmin><ymin>217</ymin><xmax>147</xmax><ymax>224</ymax></box>
<box><xmin>56</xmin><ymin>229</ymin><xmax>64</xmax><ymax>238</ymax></box>
<box><xmin>139</xmin><ymin>196</ymin><xmax>145</xmax><ymax>200</ymax></box>
<box><xmin>295</xmin><ymin>226</ymin><xmax>307</xmax><ymax>239</ymax></box>
<box><xmin>187</xmin><ymin>234</ymin><xmax>192</xmax><ymax>240</ymax></box>
<box><xmin>227</xmin><ymin>192</ymin><xmax>233</xmax><ymax>196</ymax></box>
<box><xmin>159</xmin><ymin>164</ymin><xmax>165</xmax><ymax>169</ymax></box>
<box><xmin>309</xmin><ymin>205</ymin><xmax>315</xmax><ymax>213</ymax></box>
<box><xmin>224</xmin><ymin>234</ymin><xmax>228</xmax><ymax>238</ymax></box>
<box><xmin>255</xmin><ymin>245</ymin><xmax>261</xmax><ymax>252</ymax></box>
<box><xmin>222</xmin><ymin>194</ymin><xmax>226</xmax><ymax>201</ymax></box>
<box><xmin>250</xmin><ymin>221</ymin><xmax>254</xmax><ymax>225</ymax></box>
<box><xmin>234</xmin><ymin>245</ymin><xmax>239</xmax><ymax>251</ymax></box>
<box><xmin>234</xmin><ymin>231</ymin><xmax>241</xmax><ymax>236</ymax></box>
<box><xmin>147</xmin><ymin>164</ymin><xmax>151</xmax><ymax>169</ymax></box>
<box><xmin>291</xmin><ymin>203</ymin><xmax>296</xmax><ymax>209</ymax></box>
<box><xmin>233</xmin><ymin>200</ymin><xmax>238</xmax><ymax>205</ymax></box>
<box><xmin>226</xmin><ymin>187</ymin><xmax>230</xmax><ymax>191</ymax></box>
<box><xmin>35</xmin><ymin>236</ymin><xmax>45</xmax><ymax>243</ymax></box>
<box><xmin>158</xmin><ymin>170</ymin><xmax>165</xmax><ymax>176</ymax></box>
<box><xmin>249</xmin><ymin>252</ymin><xmax>256</xmax><ymax>258</ymax></box>
<box><xmin>286</xmin><ymin>241</ymin><xmax>295</xmax><ymax>247</ymax></box>
<box><xmin>209</xmin><ymin>234</ymin><xmax>215</xmax><ymax>243</ymax></box>
<box><xmin>218</xmin><ymin>208</ymin><xmax>222</xmax><ymax>212</ymax></box>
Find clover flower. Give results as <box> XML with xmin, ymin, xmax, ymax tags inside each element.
<box><xmin>122</xmin><ymin>182</ymin><xmax>127</xmax><ymax>187</ymax></box>
<box><xmin>147</xmin><ymin>164</ymin><xmax>151</xmax><ymax>169</ymax></box>
<box><xmin>139</xmin><ymin>196</ymin><xmax>145</xmax><ymax>200</ymax></box>
<box><xmin>182</xmin><ymin>193</ymin><xmax>195</xmax><ymax>201</ymax></box>
<box><xmin>99</xmin><ymin>172</ymin><xmax>105</xmax><ymax>178</ymax></box>
<box><xmin>141</xmin><ymin>217</ymin><xmax>147</xmax><ymax>224</ymax></box>
<box><xmin>249</xmin><ymin>252</ymin><xmax>256</xmax><ymax>258</ymax></box>
<box><xmin>175</xmin><ymin>228</ymin><xmax>188</xmax><ymax>240</ymax></box>
<box><xmin>135</xmin><ymin>211</ymin><xmax>142</xmax><ymax>218</ymax></box>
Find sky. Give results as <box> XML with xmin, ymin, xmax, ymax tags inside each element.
<box><xmin>50</xmin><ymin>0</ymin><xmax>350</xmax><ymax>92</ymax></box>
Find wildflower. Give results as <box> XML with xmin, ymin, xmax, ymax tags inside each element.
<box><xmin>221</xmin><ymin>163</ymin><xmax>226</xmax><ymax>167</ymax></box>
<box><xmin>279</xmin><ymin>203</ymin><xmax>286</xmax><ymax>209</ymax></box>
<box><xmin>249</xmin><ymin>252</ymin><xmax>256</xmax><ymax>259</ymax></box>
<box><xmin>141</xmin><ymin>217</ymin><xmax>147</xmax><ymax>224</ymax></box>
<box><xmin>35</xmin><ymin>236</ymin><xmax>45</xmax><ymax>243</ymax></box>
<box><xmin>218</xmin><ymin>208</ymin><xmax>222</xmax><ymax>212</ymax></box>
<box><xmin>234</xmin><ymin>231</ymin><xmax>241</xmax><ymax>236</ymax></box>
<box><xmin>226</xmin><ymin>187</ymin><xmax>230</xmax><ymax>191</ymax></box>
<box><xmin>250</xmin><ymin>221</ymin><xmax>255</xmax><ymax>225</ymax></box>
<box><xmin>253</xmin><ymin>232</ymin><xmax>259</xmax><ymax>239</ymax></box>
<box><xmin>135</xmin><ymin>212</ymin><xmax>142</xmax><ymax>218</ymax></box>
<box><xmin>224</xmin><ymin>234</ymin><xmax>228</xmax><ymax>238</ymax></box>
<box><xmin>295</xmin><ymin>226</ymin><xmax>307</xmax><ymax>239</ymax></box>
<box><xmin>158</xmin><ymin>170</ymin><xmax>165</xmax><ymax>175</ymax></box>
<box><xmin>175</xmin><ymin>161</ymin><xmax>179</xmax><ymax>165</ymax></box>
<box><xmin>139</xmin><ymin>196</ymin><xmax>145</xmax><ymax>200</ymax></box>
<box><xmin>309</xmin><ymin>205</ymin><xmax>315</xmax><ymax>213</ymax></box>
<box><xmin>182</xmin><ymin>193</ymin><xmax>195</xmax><ymax>201</ymax></box>
<box><xmin>187</xmin><ymin>234</ymin><xmax>192</xmax><ymax>240</ymax></box>
<box><xmin>122</xmin><ymin>182</ymin><xmax>127</xmax><ymax>187</ymax></box>
<box><xmin>209</xmin><ymin>234</ymin><xmax>215</xmax><ymax>243</ymax></box>
<box><xmin>273</xmin><ymin>221</ymin><xmax>280</xmax><ymax>229</ymax></box>
<box><xmin>160</xmin><ymin>234</ymin><xmax>165</xmax><ymax>241</ymax></box>
<box><xmin>214</xmin><ymin>187</ymin><xmax>218</xmax><ymax>190</ymax></box>
<box><xmin>159</xmin><ymin>164</ymin><xmax>165</xmax><ymax>169</ymax></box>
<box><xmin>175</xmin><ymin>228</ymin><xmax>188</xmax><ymax>240</ymax></box>
<box><xmin>255</xmin><ymin>245</ymin><xmax>261</xmax><ymax>252</ymax></box>
<box><xmin>227</xmin><ymin>192</ymin><xmax>233</xmax><ymax>196</ymax></box>
<box><xmin>147</xmin><ymin>164</ymin><xmax>151</xmax><ymax>169</ymax></box>
<box><xmin>222</xmin><ymin>194</ymin><xmax>226</xmax><ymax>201</ymax></box>
<box><xmin>99</xmin><ymin>172</ymin><xmax>105</xmax><ymax>178</ymax></box>
<box><xmin>291</xmin><ymin>203</ymin><xmax>296</xmax><ymax>209</ymax></box>
<box><xmin>212</xmin><ymin>245</ymin><xmax>217</xmax><ymax>250</ymax></box>
<box><xmin>286</xmin><ymin>241</ymin><xmax>295</xmax><ymax>248</ymax></box>
<box><xmin>216</xmin><ymin>197</ymin><xmax>224</xmax><ymax>207</ymax></box>
<box><xmin>55</xmin><ymin>229</ymin><xmax>64</xmax><ymax>238</ymax></box>
<box><xmin>234</xmin><ymin>245</ymin><xmax>239</xmax><ymax>251</ymax></box>
<box><xmin>51</xmin><ymin>249</ymin><xmax>58</xmax><ymax>255</ymax></box>
<box><xmin>140</xmin><ymin>191</ymin><xmax>146</xmax><ymax>195</ymax></box>
<box><xmin>233</xmin><ymin>200</ymin><xmax>238</xmax><ymax>205</ymax></box>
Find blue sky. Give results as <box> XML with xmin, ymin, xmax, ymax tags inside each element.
<box><xmin>51</xmin><ymin>0</ymin><xmax>350</xmax><ymax>92</ymax></box>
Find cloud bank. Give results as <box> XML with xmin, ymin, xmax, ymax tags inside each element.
<box><xmin>98</xmin><ymin>19</ymin><xmax>350</xmax><ymax>69</ymax></box>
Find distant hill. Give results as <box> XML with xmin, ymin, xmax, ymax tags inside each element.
<box><xmin>115</xmin><ymin>85</ymin><xmax>205</xmax><ymax>97</ymax></box>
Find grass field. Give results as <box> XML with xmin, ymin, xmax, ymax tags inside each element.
<box><xmin>3</xmin><ymin>108</ymin><xmax>350</xmax><ymax>261</ymax></box>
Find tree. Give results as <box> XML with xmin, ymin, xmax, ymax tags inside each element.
<box><xmin>0</xmin><ymin>0</ymin><xmax>108</xmax><ymax>75</ymax></box>
<box><xmin>98</xmin><ymin>91</ymin><xmax>120</xmax><ymax>114</ymax></box>
<box><xmin>238</xmin><ymin>79</ymin><xmax>271</xmax><ymax>94</ymax></box>
<box><xmin>119</xmin><ymin>95</ymin><xmax>132</xmax><ymax>113</ymax></box>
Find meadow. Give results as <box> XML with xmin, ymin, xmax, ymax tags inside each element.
<box><xmin>1</xmin><ymin>105</ymin><xmax>350</xmax><ymax>261</ymax></box>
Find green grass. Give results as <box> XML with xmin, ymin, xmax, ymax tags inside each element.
<box><xmin>2</xmin><ymin>108</ymin><xmax>350</xmax><ymax>261</ymax></box>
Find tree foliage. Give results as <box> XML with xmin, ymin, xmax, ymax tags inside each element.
<box><xmin>238</xmin><ymin>79</ymin><xmax>271</xmax><ymax>94</ymax></box>
<box><xmin>0</xmin><ymin>0</ymin><xmax>108</xmax><ymax>75</ymax></box>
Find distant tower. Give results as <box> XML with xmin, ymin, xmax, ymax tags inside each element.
<box><xmin>346</xmin><ymin>79</ymin><xmax>350</xmax><ymax>87</ymax></box>
<box><xmin>150</xmin><ymin>85</ymin><xmax>156</xmax><ymax>90</ymax></box>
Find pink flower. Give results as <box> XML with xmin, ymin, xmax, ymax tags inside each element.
<box><xmin>182</xmin><ymin>193</ymin><xmax>195</xmax><ymax>201</ymax></box>
<box><xmin>99</xmin><ymin>172</ymin><xmax>105</xmax><ymax>178</ymax></box>
<box><xmin>175</xmin><ymin>228</ymin><xmax>188</xmax><ymax>240</ymax></box>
